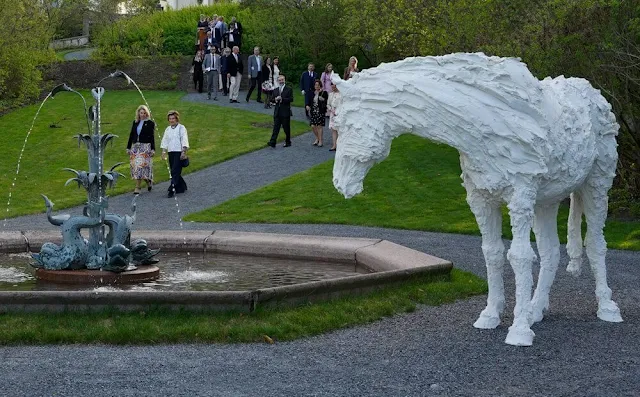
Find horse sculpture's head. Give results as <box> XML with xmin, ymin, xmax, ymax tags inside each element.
<box><xmin>331</xmin><ymin>73</ymin><xmax>393</xmax><ymax>198</ymax></box>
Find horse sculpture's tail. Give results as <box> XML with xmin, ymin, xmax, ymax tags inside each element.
<box><xmin>566</xmin><ymin>192</ymin><xmax>584</xmax><ymax>276</ymax></box>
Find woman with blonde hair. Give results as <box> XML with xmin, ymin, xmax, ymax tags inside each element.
<box><xmin>126</xmin><ymin>105</ymin><xmax>155</xmax><ymax>194</ymax></box>
<box><xmin>321</xmin><ymin>63</ymin><xmax>334</xmax><ymax>116</ymax></box>
<box><xmin>343</xmin><ymin>56</ymin><xmax>359</xmax><ymax>80</ymax></box>
<box><xmin>161</xmin><ymin>110</ymin><xmax>189</xmax><ymax>198</ymax></box>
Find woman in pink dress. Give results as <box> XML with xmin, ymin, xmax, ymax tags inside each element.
<box><xmin>320</xmin><ymin>63</ymin><xmax>334</xmax><ymax>116</ymax></box>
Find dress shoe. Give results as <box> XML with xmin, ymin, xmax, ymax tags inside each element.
<box><xmin>283</xmin><ymin>143</ymin><xmax>292</xmax><ymax>147</ymax></box>
<box><xmin>329</xmin><ymin>148</ymin><xmax>336</xmax><ymax>151</ymax></box>
<box><xmin>245</xmin><ymin>97</ymin><xmax>250</xmax><ymax>102</ymax></box>
<box><xmin>133</xmin><ymin>187</ymin><xmax>141</xmax><ymax>195</ymax></box>
<box><xmin>267</xmin><ymin>142</ymin><xmax>276</xmax><ymax>148</ymax></box>
<box><xmin>167</xmin><ymin>191</ymin><xmax>174</xmax><ymax>198</ymax></box>
<box><xmin>257</xmin><ymin>100</ymin><xmax>263</xmax><ymax>103</ymax></box>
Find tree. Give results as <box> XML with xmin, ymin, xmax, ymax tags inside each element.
<box><xmin>0</xmin><ymin>0</ymin><xmax>53</xmax><ymax>108</ymax></box>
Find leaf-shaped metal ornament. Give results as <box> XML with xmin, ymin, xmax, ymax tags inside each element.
<box><xmin>63</xmin><ymin>167</ymin><xmax>80</xmax><ymax>177</ymax></box>
<box><xmin>109</xmin><ymin>162</ymin><xmax>125</xmax><ymax>172</ymax></box>
<box><xmin>88</xmin><ymin>173</ymin><xmax>97</xmax><ymax>185</ymax></box>
<box><xmin>101</xmin><ymin>133</ymin><xmax>118</xmax><ymax>148</ymax></box>
<box><xmin>64</xmin><ymin>177</ymin><xmax>82</xmax><ymax>188</ymax></box>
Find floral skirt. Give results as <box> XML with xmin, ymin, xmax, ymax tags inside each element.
<box><xmin>129</xmin><ymin>143</ymin><xmax>153</xmax><ymax>181</ymax></box>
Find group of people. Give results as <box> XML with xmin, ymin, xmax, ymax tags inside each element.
<box><xmin>125</xmin><ymin>54</ymin><xmax>358</xmax><ymax>198</ymax></box>
<box><xmin>296</xmin><ymin>56</ymin><xmax>359</xmax><ymax>151</ymax></box>
<box><xmin>126</xmin><ymin>106</ymin><xmax>189</xmax><ymax>198</ymax></box>
<box><xmin>192</xmin><ymin>14</ymin><xmax>246</xmax><ymax>99</ymax></box>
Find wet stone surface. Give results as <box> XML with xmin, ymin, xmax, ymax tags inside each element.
<box><xmin>0</xmin><ymin>252</ymin><xmax>365</xmax><ymax>292</ymax></box>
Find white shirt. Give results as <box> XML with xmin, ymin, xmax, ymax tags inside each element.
<box><xmin>161</xmin><ymin>123</ymin><xmax>189</xmax><ymax>152</ymax></box>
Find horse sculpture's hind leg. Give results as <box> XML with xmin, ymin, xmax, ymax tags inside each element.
<box><xmin>466</xmin><ymin>186</ymin><xmax>505</xmax><ymax>329</ymax></box>
<box><xmin>505</xmin><ymin>189</ymin><xmax>537</xmax><ymax>346</ymax></box>
<box><xmin>566</xmin><ymin>192</ymin><xmax>584</xmax><ymax>276</ymax></box>
<box><xmin>530</xmin><ymin>203</ymin><xmax>561</xmax><ymax>325</ymax></box>
<box><xmin>580</xmin><ymin>183</ymin><xmax>623</xmax><ymax>323</ymax></box>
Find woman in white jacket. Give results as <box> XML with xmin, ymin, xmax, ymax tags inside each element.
<box><xmin>160</xmin><ymin>110</ymin><xmax>190</xmax><ymax>198</ymax></box>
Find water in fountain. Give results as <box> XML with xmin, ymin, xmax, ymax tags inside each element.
<box><xmin>3</xmin><ymin>84</ymin><xmax>90</xmax><ymax>229</ymax></box>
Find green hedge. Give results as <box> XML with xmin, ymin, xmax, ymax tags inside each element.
<box><xmin>93</xmin><ymin>4</ymin><xmax>245</xmax><ymax>58</ymax></box>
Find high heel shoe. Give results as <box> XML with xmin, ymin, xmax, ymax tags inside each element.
<box><xmin>147</xmin><ymin>180</ymin><xmax>153</xmax><ymax>192</ymax></box>
<box><xmin>133</xmin><ymin>187</ymin><xmax>141</xmax><ymax>195</ymax></box>
<box><xmin>312</xmin><ymin>140</ymin><xmax>318</xmax><ymax>146</ymax></box>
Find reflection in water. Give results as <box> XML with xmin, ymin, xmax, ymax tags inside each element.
<box><xmin>0</xmin><ymin>252</ymin><xmax>366</xmax><ymax>292</ymax></box>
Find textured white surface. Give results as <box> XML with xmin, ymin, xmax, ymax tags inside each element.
<box><xmin>332</xmin><ymin>53</ymin><xmax>622</xmax><ymax>346</ymax></box>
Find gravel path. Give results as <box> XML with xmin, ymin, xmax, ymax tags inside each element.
<box><xmin>1</xmin><ymin>92</ymin><xmax>639</xmax><ymax>396</ymax></box>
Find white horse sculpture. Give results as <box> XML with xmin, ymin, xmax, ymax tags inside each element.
<box><xmin>331</xmin><ymin>53</ymin><xmax>622</xmax><ymax>346</ymax></box>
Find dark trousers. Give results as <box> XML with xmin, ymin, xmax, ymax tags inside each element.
<box><xmin>221</xmin><ymin>73</ymin><xmax>229</xmax><ymax>95</ymax></box>
<box><xmin>194</xmin><ymin>72</ymin><xmax>204</xmax><ymax>93</ymax></box>
<box><xmin>168</xmin><ymin>152</ymin><xmax>188</xmax><ymax>194</ymax></box>
<box><xmin>269</xmin><ymin>116</ymin><xmax>291</xmax><ymax>145</ymax></box>
<box><xmin>246</xmin><ymin>76</ymin><xmax>263</xmax><ymax>101</ymax></box>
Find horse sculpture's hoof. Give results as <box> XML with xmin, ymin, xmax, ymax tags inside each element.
<box><xmin>505</xmin><ymin>325</ymin><xmax>535</xmax><ymax>346</ymax></box>
<box><xmin>597</xmin><ymin>301</ymin><xmax>623</xmax><ymax>323</ymax></box>
<box><xmin>566</xmin><ymin>258</ymin><xmax>582</xmax><ymax>277</ymax></box>
<box><xmin>473</xmin><ymin>310</ymin><xmax>501</xmax><ymax>329</ymax></box>
<box><xmin>528</xmin><ymin>297</ymin><xmax>549</xmax><ymax>325</ymax></box>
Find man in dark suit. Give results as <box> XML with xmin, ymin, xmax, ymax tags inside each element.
<box><xmin>299</xmin><ymin>63</ymin><xmax>316</xmax><ymax>117</ymax></box>
<box><xmin>226</xmin><ymin>46</ymin><xmax>243</xmax><ymax>103</ymax></box>
<box><xmin>268</xmin><ymin>74</ymin><xmax>293</xmax><ymax>148</ymax></box>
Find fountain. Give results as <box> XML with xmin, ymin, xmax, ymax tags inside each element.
<box><xmin>0</xmin><ymin>70</ymin><xmax>453</xmax><ymax>312</ymax></box>
<box><xmin>29</xmin><ymin>82</ymin><xmax>160</xmax><ymax>283</ymax></box>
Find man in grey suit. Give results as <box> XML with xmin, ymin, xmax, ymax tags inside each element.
<box><xmin>246</xmin><ymin>46</ymin><xmax>264</xmax><ymax>103</ymax></box>
<box><xmin>203</xmin><ymin>47</ymin><xmax>221</xmax><ymax>100</ymax></box>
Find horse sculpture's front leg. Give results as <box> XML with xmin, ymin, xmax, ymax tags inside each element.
<box><xmin>505</xmin><ymin>190</ymin><xmax>537</xmax><ymax>346</ymax></box>
<box><xmin>466</xmin><ymin>185</ymin><xmax>505</xmax><ymax>329</ymax></box>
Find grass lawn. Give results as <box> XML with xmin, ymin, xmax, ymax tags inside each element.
<box><xmin>0</xmin><ymin>90</ymin><xmax>309</xmax><ymax>218</ymax></box>
<box><xmin>185</xmin><ymin>135</ymin><xmax>640</xmax><ymax>251</ymax></box>
<box><xmin>0</xmin><ymin>269</ymin><xmax>486</xmax><ymax>345</ymax></box>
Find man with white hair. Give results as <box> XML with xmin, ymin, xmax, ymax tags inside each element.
<box><xmin>226</xmin><ymin>46</ymin><xmax>243</xmax><ymax>103</ymax></box>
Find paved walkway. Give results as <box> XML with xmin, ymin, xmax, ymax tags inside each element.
<box><xmin>1</xmin><ymin>92</ymin><xmax>639</xmax><ymax>396</ymax></box>
<box><xmin>63</xmin><ymin>48</ymin><xmax>96</xmax><ymax>61</ymax></box>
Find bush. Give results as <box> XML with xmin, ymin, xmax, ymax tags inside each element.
<box><xmin>93</xmin><ymin>4</ymin><xmax>244</xmax><ymax>57</ymax></box>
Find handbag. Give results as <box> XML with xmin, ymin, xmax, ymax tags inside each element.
<box><xmin>261</xmin><ymin>81</ymin><xmax>274</xmax><ymax>94</ymax></box>
<box><xmin>179</xmin><ymin>125</ymin><xmax>190</xmax><ymax>168</ymax></box>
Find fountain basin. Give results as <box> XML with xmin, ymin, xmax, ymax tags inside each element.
<box><xmin>0</xmin><ymin>230</ymin><xmax>453</xmax><ymax>312</ymax></box>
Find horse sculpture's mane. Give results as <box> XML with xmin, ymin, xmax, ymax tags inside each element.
<box><xmin>334</xmin><ymin>53</ymin><xmax>617</xmax><ymax>187</ymax></box>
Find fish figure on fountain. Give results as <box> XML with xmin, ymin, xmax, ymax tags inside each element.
<box><xmin>30</xmin><ymin>84</ymin><xmax>159</xmax><ymax>274</ymax></box>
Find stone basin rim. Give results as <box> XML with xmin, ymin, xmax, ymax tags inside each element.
<box><xmin>0</xmin><ymin>230</ymin><xmax>453</xmax><ymax>312</ymax></box>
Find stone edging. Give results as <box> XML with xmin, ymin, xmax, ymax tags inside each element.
<box><xmin>0</xmin><ymin>230</ymin><xmax>453</xmax><ymax>312</ymax></box>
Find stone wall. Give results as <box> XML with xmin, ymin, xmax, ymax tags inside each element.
<box><xmin>50</xmin><ymin>36</ymin><xmax>90</xmax><ymax>50</ymax></box>
<box><xmin>42</xmin><ymin>56</ymin><xmax>194</xmax><ymax>91</ymax></box>
<box><xmin>42</xmin><ymin>55</ymin><xmax>251</xmax><ymax>92</ymax></box>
